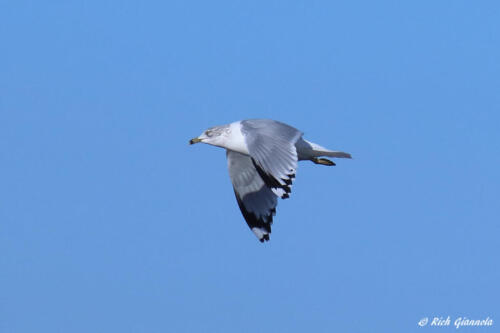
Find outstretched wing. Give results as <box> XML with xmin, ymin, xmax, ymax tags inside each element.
<box><xmin>240</xmin><ymin>119</ymin><xmax>303</xmax><ymax>199</ymax></box>
<box><xmin>226</xmin><ymin>150</ymin><xmax>278</xmax><ymax>242</ymax></box>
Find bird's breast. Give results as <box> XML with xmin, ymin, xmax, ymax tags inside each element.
<box><xmin>223</xmin><ymin>122</ymin><xmax>250</xmax><ymax>155</ymax></box>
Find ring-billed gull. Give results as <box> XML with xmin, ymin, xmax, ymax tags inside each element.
<box><xmin>189</xmin><ymin>119</ymin><xmax>351</xmax><ymax>242</ymax></box>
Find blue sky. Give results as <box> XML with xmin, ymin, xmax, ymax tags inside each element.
<box><xmin>1</xmin><ymin>1</ymin><xmax>499</xmax><ymax>332</ymax></box>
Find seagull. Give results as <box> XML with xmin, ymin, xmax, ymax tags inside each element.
<box><xmin>189</xmin><ymin>119</ymin><xmax>351</xmax><ymax>242</ymax></box>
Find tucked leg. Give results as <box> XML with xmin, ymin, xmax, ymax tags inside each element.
<box><xmin>311</xmin><ymin>157</ymin><xmax>336</xmax><ymax>166</ymax></box>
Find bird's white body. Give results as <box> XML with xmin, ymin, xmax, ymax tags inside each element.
<box><xmin>199</xmin><ymin>121</ymin><xmax>349</xmax><ymax>161</ymax></box>
<box><xmin>224</xmin><ymin>122</ymin><xmax>249</xmax><ymax>155</ymax></box>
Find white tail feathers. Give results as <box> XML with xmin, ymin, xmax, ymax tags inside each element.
<box><xmin>320</xmin><ymin>150</ymin><xmax>352</xmax><ymax>159</ymax></box>
<box><xmin>298</xmin><ymin>139</ymin><xmax>352</xmax><ymax>159</ymax></box>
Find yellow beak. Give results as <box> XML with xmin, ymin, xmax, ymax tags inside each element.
<box><xmin>189</xmin><ymin>138</ymin><xmax>202</xmax><ymax>145</ymax></box>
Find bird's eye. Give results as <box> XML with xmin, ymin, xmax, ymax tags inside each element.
<box><xmin>205</xmin><ymin>130</ymin><xmax>213</xmax><ymax>137</ymax></box>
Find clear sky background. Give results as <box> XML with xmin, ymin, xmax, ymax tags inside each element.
<box><xmin>1</xmin><ymin>1</ymin><xmax>499</xmax><ymax>332</ymax></box>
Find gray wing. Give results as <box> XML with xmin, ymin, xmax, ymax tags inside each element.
<box><xmin>240</xmin><ymin>119</ymin><xmax>303</xmax><ymax>199</ymax></box>
<box><xmin>227</xmin><ymin>150</ymin><xmax>278</xmax><ymax>242</ymax></box>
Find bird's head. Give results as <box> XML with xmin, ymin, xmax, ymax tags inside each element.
<box><xmin>189</xmin><ymin>125</ymin><xmax>229</xmax><ymax>147</ymax></box>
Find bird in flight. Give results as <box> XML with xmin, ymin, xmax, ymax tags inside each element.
<box><xmin>189</xmin><ymin>119</ymin><xmax>351</xmax><ymax>242</ymax></box>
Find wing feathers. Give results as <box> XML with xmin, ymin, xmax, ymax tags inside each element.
<box><xmin>226</xmin><ymin>120</ymin><xmax>304</xmax><ymax>242</ymax></box>
<box><xmin>227</xmin><ymin>150</ymin><xmax>278</xmax><ymax>242</ymax></box>
<box><xmin>241</xmin><ymin>119</ymin><xmax>302</xmax><ymax>199</ymax></box>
